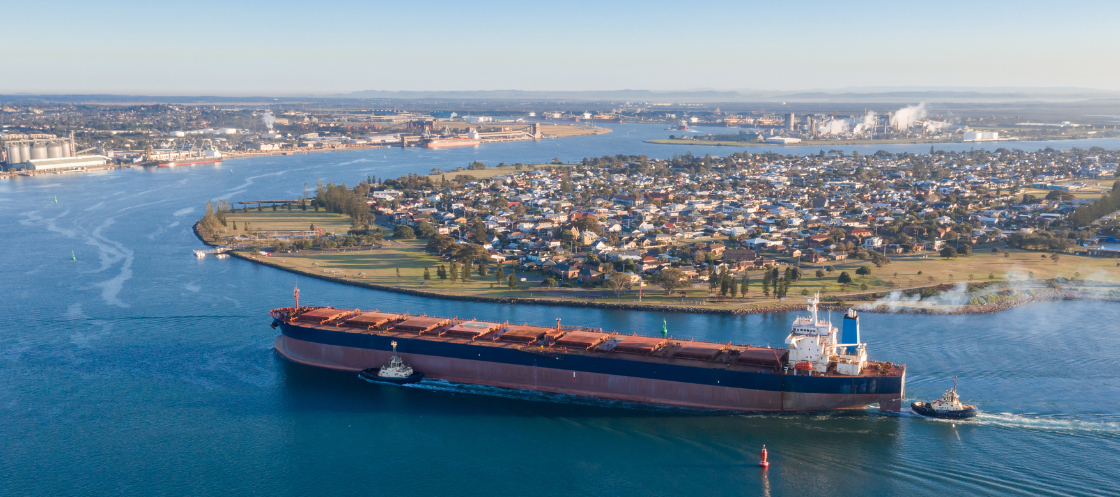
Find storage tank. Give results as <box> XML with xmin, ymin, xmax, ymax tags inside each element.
<box><xmin>63</xmin><ymin>139</ymin><xmax>72</xmax><ymax>157</ymax></box>
<box><xmin>20</xmin><ymin>144</ymin><xmax>31</xmax><ymax>162</ymax></box>
<box><xmin>31</xmin><ymin>143</ymin><xmax>48</xmax><ymax>160</ymax></box>
<box><xmin>4</xmin><ymin>143</ymin><xmax>20</xmax><ymax>164</ymax></box>
<box><xmin>48</xmin><ymin>142</ymin><xmax>64</xmax><ymax>158</ymax></box>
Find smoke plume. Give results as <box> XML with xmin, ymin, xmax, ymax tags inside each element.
<box><xmin>263</xmin><ymin>111</ymin><xmax>276</xmax><ymax>132</ymax></box>
<box><xmin>857</xmin><ymin>282</ymin><xmax>970</xmax><ymax>312</ymax></box>
<box><xmin>890</xmin><ymin>103</ymin><xmax>927</xmax><ymax>131</ymax></box>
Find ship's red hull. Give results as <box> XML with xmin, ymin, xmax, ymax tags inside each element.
<box><xmin>424</xmin><ymin>139</ymin><xmax>481</xmax><ymax>149</ymax></box>
<box><xmin>275</xmin><ymin>334</ymin><xmax>902</xmax><ymax>411</ymax></box>
<box><xmin>156</xmin><ymin>158</ymin><xmax>222</xmax><ymax>167</ymax></box>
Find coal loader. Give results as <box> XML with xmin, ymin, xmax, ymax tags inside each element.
<box><xmin>270</xmin><ymin>293</ymin><xmax>905</xmax><ymax>411</ymax></box>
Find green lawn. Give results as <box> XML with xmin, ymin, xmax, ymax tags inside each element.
<box><xmin>224</xmin><ymin>210</ymin><xmax>353</xmax><ymax>235</ymax></box>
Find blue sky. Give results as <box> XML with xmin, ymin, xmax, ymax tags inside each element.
<box><xmin>5</xmin><ymin>0</ymin><xmax>1120</xmax><ymax>94</ymax></box>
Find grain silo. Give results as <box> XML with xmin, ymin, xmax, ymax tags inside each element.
<box><xmin>5</xmin><ymin>142</ymin><xmax>22</xmax><ymax>164</ymax></box>
<box><xmin>30</xmin><ymin>143</ymin><xmax>48</xmax><ymax>160</ymax></box>
<box><xmin>48</xmin><ymin>142</ymin><xmax>64</xmax><ymax>158</ymax></box>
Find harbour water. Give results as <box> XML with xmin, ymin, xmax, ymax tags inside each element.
<box><xmin>2</xmin><ymin>124</ymin><xmax>1119</xmax><ymax>496</ymax></box>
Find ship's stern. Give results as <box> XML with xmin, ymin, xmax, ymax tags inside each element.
<box><xmin>878</xmin><ymin>364</ymin><xmax>906</xmax><ymax>412</ymax></box>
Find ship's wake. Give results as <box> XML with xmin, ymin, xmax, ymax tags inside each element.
<box><xmin>900</xmin><ymin>408</ymin><xmax>1120</xmax><ymax>436</ymax></box>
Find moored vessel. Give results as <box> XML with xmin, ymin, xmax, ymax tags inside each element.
<box><xmin>270</xmin><ymin>291</ymin><xmax>905</xmax><ymax>412</ymax></box>
<box><xmin>424</xmin><ymin>137</ymin><xmax>482</xmax><ymax>148</ymax></box>
<box><xmin>912</xmin><ymin>377</ymin><xmax>978</xmax><ymax>419</ymax></box>
<box><xmin>156</xmin><ymin>157</ymin><xmax>222</xmax><ymax>167</ymax></box>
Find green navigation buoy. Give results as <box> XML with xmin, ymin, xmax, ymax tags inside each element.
<box><xmin>71</xmin><ymin>251</ymin><xmax>76</xmax><ymax>261</ymax></box>
<box><xmin>662</xmin><ymin>319</ymin><xmax>668</xmax><ymax>336</ymax></box>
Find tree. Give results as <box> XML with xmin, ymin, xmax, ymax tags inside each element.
<box><xmin>437</xmin><ymin>265</ymin><xmax>447</xmax><ymax>280</ymax></box>
<box><xmin>826</xmin><ymin>265</ymin><xmax>835</xmax><ymax>274</ymax></box>
<box><xmin>837</xmin><ymin>271</ymin><xmax>853</xmax><ymax>285</ymax></box>
<box><xmin>762</xmin><ymin>270</ymin><xmax>772</xmax><ymax>297</ymax></box>
<box><xmin>958</xmin><ymin>244</ymin><xmax>972</xmax><ymax>256</ymax></box>
<box><xmin>1051</xmin><ymin>253</ymin><xmax>1061</xmax><ymax>264</ymax></box>
<box><xmin>815</xmin><ymin>269</ymin><xmax>825</xmax><ymax>279</ymax></box>
<box><xmin>855</xmin><ymin>266</ymin><xmax>871</xmax><ymax>276</ymax></box>
<box><xmin>426</xmin><ymin>234</ymin><xmax>457</xmax><ymax>254</ymax></box>
<box><xmin>740</xmin><ymin>274</ymin><xmax>749</xmax><ymax>296</ymax></box>
<box><xmin>449</xmin><ymin>262</ymin><xmax>458</xmax><ymax>282</ymax></box>
<box><xmin>423</xmin><ymin>267</ymin><xmax>431</xmax><ymax>281</ymax></box>
<box><xmin>730</xmin><ymin>279</ymin><xmax>738</xmax><ymax>297</ymax></box>
<box><xmin>495</xmin><ymin>263</ymin><xmax>505</xmax><ymax>284</ymax></box>
<box><xmin>543</xmin><ymin>277</ymin><xmax>558</xmax><ymax>288</ymax></box>
<box><xmin>393</xmin><ymin>225</ymin><xmax>416</xmax><ymax>239</ymax></box>
<box><xmin>560</xmin><ymin>229</ymin><xmax>575</xmax><ymax>248</ymax></box>
<box><xmin>414</xmin><ymin>220</ymin><xmax>437</xmax><ymax>238</ymax></box>
<box><xmin>654</xmin><ymin>268</ymin><xmax>688</xmax><ymax>295</ymax></box>
<box><xmin>396</xmin><ymin>268</ymin><xmax>401</xmax><ymax>280</ymax></box>
<box><xmin>789</xmin><ymin>267</ymin><xmax>803</xmax><ymax>282</ymax></box>
<box><xmin>472</xmin><ymin>219</ymin><xmax>488</xmax><ymax>242</ymax></box>
<box><xmin>940</xmin><ymin>246</ymin><xmax>958</xmax><ymax>258</ymax></box>
<box><xmin>606</xmin><ymin>273</ymin><xmax>633</xmax><ymax>299</ymax></box>
<box><xmin>871</xmin><ymin>252</ymin><xmax>891</xmax><ymax>268</ymax></box>
<box><xmin>508</xmin><ymin>274</ymin><xmax>517</xmax><ymax>289</ymax></box>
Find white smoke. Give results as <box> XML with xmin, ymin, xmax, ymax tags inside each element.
<box><xmin>891</xmin><ymin>103</ymin><xmax>927</xmax><ymax>131</ymax></box>
<box><xmin>921</xmin><ymin>120</ymin><xmax>951</xmax><ymax>132</ymax></box>
<box><xmin>818</xmin><ymin>118</ymin><xmax>850</xmax><ymax>135</ymax></box>
<box><xmin>851</xmin><ymin>112</ymin><xmax>877</xmax><ymax>135</ymax></box>
<box><xmin>817</xmin><ymin>111</ymin><xmax>876</xmax><ymax>136</ymax></box>
<box><xmin>857</xmin><ymin>282</ymin><xmax>970</xmax><ymax>312</ymax></box>
<box><xmin>262</xmin><ymin>111</ymin><xmax>276</xmax><ymax>132</ymax></box>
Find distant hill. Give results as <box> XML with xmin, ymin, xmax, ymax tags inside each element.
<box><xmin>344</xmin><ymin>89</ymin><xmax>751</xmax><ymax>102</ymax></box>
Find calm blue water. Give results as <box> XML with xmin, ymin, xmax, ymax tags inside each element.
<box><xmin>2</xmin><ymin>125</ymin><xmax>1119</xmax><ymax>496</ymax></box>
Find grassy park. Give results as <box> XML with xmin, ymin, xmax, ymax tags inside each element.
<box><xmin>209</xmin><ymin>211</ymin><xmax>1120</xmax><ymax>312</ymax></box>
<box><xmin>224</xmin><ymin>210</ymin><xmax>354</xmax><ymax>235</ymax></box>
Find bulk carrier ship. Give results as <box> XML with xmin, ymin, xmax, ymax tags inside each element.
<box><xmin>270</xmin><ymin>293</ymin><xmax>905</xmax><ymax>411</ymax></box>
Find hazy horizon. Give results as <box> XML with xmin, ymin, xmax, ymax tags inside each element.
<box><xmin>6</xmin><ymin>0</ymin><xmax>1120</xmax><ymax>94</ymax></box>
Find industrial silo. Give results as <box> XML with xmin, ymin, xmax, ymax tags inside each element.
<box><xmin>63</xmin><ymin>139</ymin><xmax>72</xmax><ymax>157</ymax></box>
<box><xmin>19</xmin><ymin>143</ymin><xmax>31</xmax><ymax>162</ymax></box>
<box><xmin>30</xmin><ymin>143</ymin><xmax>48</xmax><ymax>160</ymax></box>
<box><xmin>4</xmin><ymin>143</ymin><xmax>20</xmax><ymax>164</ymax></box>
<box><xmin>48</xmin><ymin>142</ymin><xmax>64</xmax><ymax>158</ymax></box>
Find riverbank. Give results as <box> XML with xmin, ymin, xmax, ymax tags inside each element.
<box><xmin>645</xmin><ymin>133</ymin><xmax>1120</xmax><ymax>148</ymax></box>
<box><xmin>224</xmin><ymin>123</ymin><xmax>608</xmax><ymax>160</ymax></box>
<box><xmin>646</xmin><ymin>138</ymin><xmax>951</xmax><ymax>147</ymax></box>
<box><xmin>194</xmin><ymin>221</ymin><xmax>1117</xmax><ymax>316</ymax></box>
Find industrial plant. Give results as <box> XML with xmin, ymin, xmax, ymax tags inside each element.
<box><xmin>1</xmin><ymin>132</ymin><xmax>108</xmax><ymax>172</ymax></box>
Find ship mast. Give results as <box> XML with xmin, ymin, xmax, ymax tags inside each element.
<box><xmin>294</xmin><ymin>285</ymin><xmax>300</xmax><ymax>309</ymax></box>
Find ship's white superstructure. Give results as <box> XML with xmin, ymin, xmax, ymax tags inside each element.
<box><xmin>784</xmin><ymin>295</ymin><xmax>867</xmax><ymax>376</ymax></box>
<box><xmin>930</xmin><ymin>377</ymin><xmax>967</xmax><ymax>411</ymax></box>
<box><xmin>379</xmin><ymin>340</ymin><xmax>415</xmax><ymax>378</ymax></box>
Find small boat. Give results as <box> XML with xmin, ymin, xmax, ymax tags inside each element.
<box><xmin>359</xmin><ymin>340</ymin><xmax>423</xmax><ymax>385</ymax></box>
<box><xmin>912</xmin><ymin>377</ymin><xmax>978</xmax><ymax>419</ymax></box>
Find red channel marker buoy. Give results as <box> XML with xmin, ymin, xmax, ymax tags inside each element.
<box><xmin>759</xmin><ymin>445</ymin><xmax>769</xmax><ymax>468</ymax></box>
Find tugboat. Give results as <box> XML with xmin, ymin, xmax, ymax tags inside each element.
<box><xmin>358</xmin><ymin>341</ymin><xmax>424</xmax><ymax>385</ymax></box>
<box><xmin>912</xmin><ymin>377</ymin><xmax>978</xmax><ymax>419</ymax></box>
